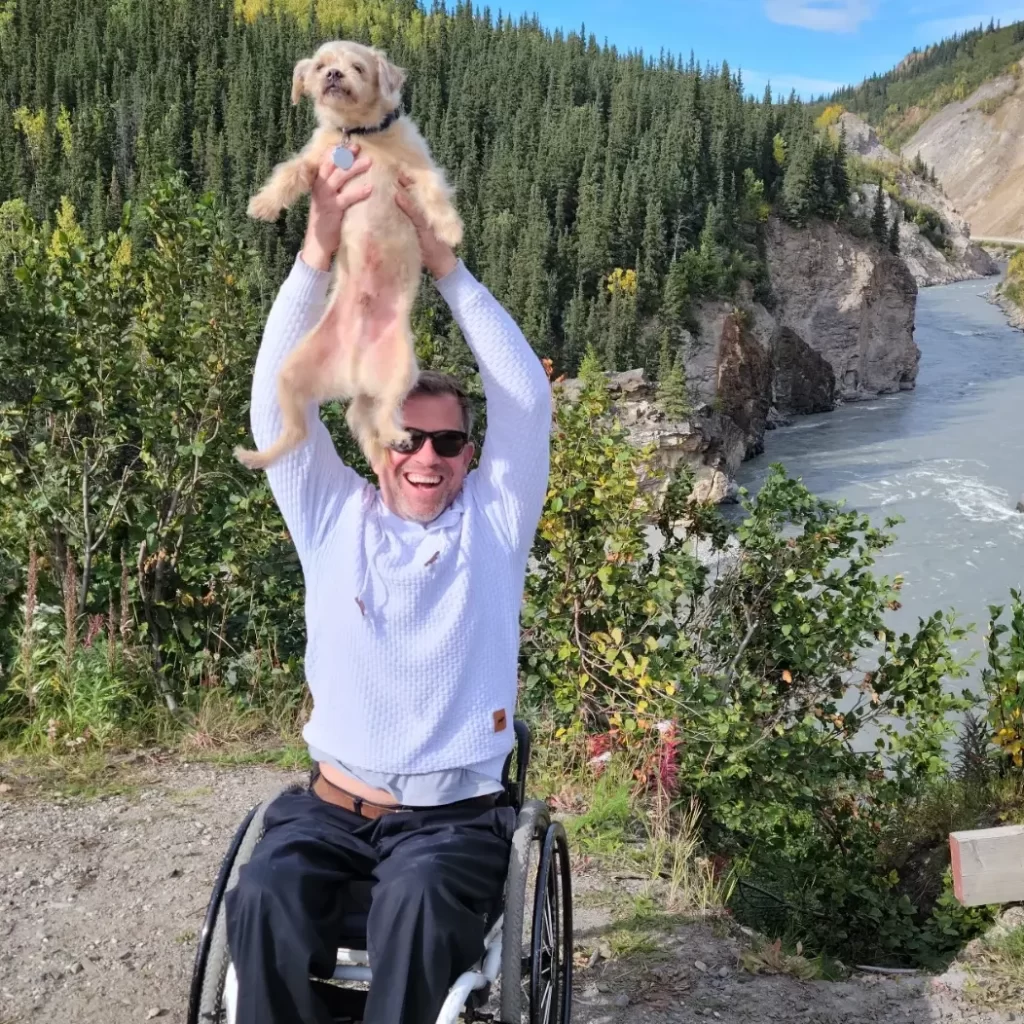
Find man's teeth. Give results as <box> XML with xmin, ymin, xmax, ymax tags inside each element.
<box><xmin>407</xmin><ymin>475</ymin><xmax>441</xmax><ymax>487</ymax></box>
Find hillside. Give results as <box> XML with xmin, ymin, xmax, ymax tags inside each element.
<box><xmin>838</xmin><ymin>112</ymin><xmax>997</xmax><ymax>285</ymax></box>
<box><xmin>833</xmin><ymin>19</ymin><xmax>1024</xmax><ymax>150</ymax></box>
<box><xmin>834</xmin><ymin>20</ymin><xmax>1024</xmax><ymax>245</ymax></box>
<box><xmin>902</xmin><ymin>74</ymin><xmax>1024</xmax><ymax>241</ymax></box>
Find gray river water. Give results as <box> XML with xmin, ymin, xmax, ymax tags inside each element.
<box><xmin>736</xmin><ymin>275</ymin><xmax>1024</xmax><ymax>691</ymax></box>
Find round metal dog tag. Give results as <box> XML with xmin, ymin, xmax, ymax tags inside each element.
<box><xmin>332</xmin><ymin>145</ymin><xmax>356</xmax><ymax>170</ymax></box>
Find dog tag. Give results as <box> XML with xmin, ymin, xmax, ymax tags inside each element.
<box><xmin>332</xmin><ymin>144</ymin><xmax>355</xmax><ymax>170</ymax></box>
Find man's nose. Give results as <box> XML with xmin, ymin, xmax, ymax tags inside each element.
<box><xmin>412</xmin><ymin>439</ymin><xmax>444</xmax><ymax>462</ymax></box>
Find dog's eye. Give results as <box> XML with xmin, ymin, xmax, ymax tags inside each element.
<box><xmin>353</xmin><ymin>64</ymin><xmax>364</xmax><ymax>74</ymax></box>
<box><xmin>315</xmin><ymin>62</ymin><xmax>324</xmax><ymax>72</ymax></box>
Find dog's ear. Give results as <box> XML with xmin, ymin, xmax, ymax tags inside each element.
<box><xmin>373</xmin><ymin>50</ymin><xmax>407</xmax><ymax>107</ymax></box>
<box><xmin>291</xmin><ymin>58</ymin><xmax>312</xmax><ymax>105</ymax></box>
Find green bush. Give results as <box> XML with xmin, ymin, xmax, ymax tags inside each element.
<box><xmin>984</xmin><ymin>591</ymin><xmax>1024</xmax><ymax>771</ymax></box>
<box><xmin>523</xmin><ymin>368</ymin><xmax>981</xmax><ymax>964</ymax></box>
<box><xmin>901</xmin><ymin>197</ymin><xmax>949</xmax><ymax>252</ymax></box>
<box><xmin>0</xmin><ymin>176</ymin><xmax>317</xmax><ymax>718</ymax></box>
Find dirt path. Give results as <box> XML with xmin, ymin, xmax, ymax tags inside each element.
<box><xmin>0</xmin><ymin>759</ymin><xmax>1016</xmax><ymax>1024</ymax></box>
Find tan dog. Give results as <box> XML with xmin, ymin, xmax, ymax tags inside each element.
<box><xmin>234</xmin><ymin>40</ymin><xmax>463</xmax><ymax>470</ymax></box>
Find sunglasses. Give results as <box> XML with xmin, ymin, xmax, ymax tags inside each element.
<box><xmin>389</xmin><ymin>428</ymin><xmax>470</xmax><ymax>458</ymax></box>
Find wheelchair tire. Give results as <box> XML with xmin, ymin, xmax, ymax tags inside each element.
<box><xmin>499</xmin><ymin>799</ymin><xmax>550</xmax><ymax>1023</ymax></box>
<box><xmin>529</xmin><ymin>821</ymin><xmax>573</xmax><ymax>1024</ymax></box>
<box><xmin>187</xmin><ymin>787</ymin><xmax>290</xmax><ymax>1024</ymax></box>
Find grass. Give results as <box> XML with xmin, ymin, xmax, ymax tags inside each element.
<box><xmin>964</xmin><ymin>919</ymin><xmax>1024</xmax><ymax>1007</ymax></box>
<box><xmin>0</xmin><ymin>681</ymin><xmax>312</xmax><ymax>801</ymax></box>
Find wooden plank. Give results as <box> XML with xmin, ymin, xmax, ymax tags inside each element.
<box><xmin>949</xmin><ymin>825</ymin><xmax>1024</xmax><ymax>907</ymax></box>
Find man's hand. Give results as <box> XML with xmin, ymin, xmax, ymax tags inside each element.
<box><xmin>301</xmin><ymin>146</ymin><xmax>373</xmax><ymax>272</ymax></box>
<box><xmin>395</xmin><ymin>178</ymin><xmax>458</xmax><ymax>281</ymax></box>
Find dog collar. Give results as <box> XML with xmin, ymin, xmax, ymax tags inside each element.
<box><xmin>345</xmin><ymin>107</ymin><xmax>402</xmax><ymax>138</ymax></box>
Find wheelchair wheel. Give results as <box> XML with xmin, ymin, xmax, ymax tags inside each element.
<box><xmin>529</xmin><ymin>822</ymin><xmax>573</xmax><ymax>1024</ymax></box>
<box><xmin>499</xmin><ymin>801</ymin><xmax>573</xmax><ymax>1024</ymax></box>
<box><xmin>187</xmin><ymin>789</ymin><xmax>285</xmax><ymax>1024</ymax></box>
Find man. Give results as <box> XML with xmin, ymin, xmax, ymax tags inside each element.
<box><xmin>225</xmin><ymin>144</ymin><xmax>552</xmax><ymax>1024</ymax></box>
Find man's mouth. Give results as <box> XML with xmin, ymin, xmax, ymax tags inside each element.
<box><xmin>405</xmin><ymin>473</ymin><xmax>443</xmax><ymax>491</ymax></box>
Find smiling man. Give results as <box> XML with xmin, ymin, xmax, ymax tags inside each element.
<box><xmin>224</xmin><ymin>147</ymin><xmax>552</xmax><ymax>1024</ymax></box>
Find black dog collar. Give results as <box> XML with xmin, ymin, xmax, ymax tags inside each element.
<box><xmin>345</xmin><ymin>107</ymin><xmax>402</xmax><ymax>137</ymax></box>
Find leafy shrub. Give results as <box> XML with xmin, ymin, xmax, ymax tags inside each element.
<box><xmin>984</xmin><ymin>591</ymin><xmax>1024</xmax><ymax>770</ymax></box>
<box><xmin>0</xmin><ymin>177</ymin><xmax>335</xmax><ymax>712</ymax></box>
<box><xmin>901</xmin><ymin>196</ymin><xmax>949</xmax><ymax>252</ymax></box>
<box><xmin>522</xmin><ymin>368</ymin><xmax>980</xmax><ymax>963</ymax></box>
<box><xmin>1002</xmin><ymin>249</ymin><xmax>1024</xmax><ymax>310</ymax></box>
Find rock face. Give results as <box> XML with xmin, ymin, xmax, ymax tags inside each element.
<box><xmin>770</xmin><ymin>326</ymin><xmax>836</xmax><ymax>415</ymax></box>
<box><xmin>991</xmin><ymin>289</ymin><xmax>1024</xmax><ymax>332</ymax></box>
<box><xmin>839</xmin><ymin>112</ymin><xmax>998</xmax><ymax>287</ymax></box>
<box><xmin>765</xmin><ymin>217</ymin><xmax>920</xmax><ymax>401</ymax></box>
<box><xmin>558</xmin><ymin>218</ymin><xmax>921</xmax><ymax>504</ymax></box>
<box><xmin>556</xmin><ymin>369</ymin><xmax>745</xmax><ymax>505</ymax></box>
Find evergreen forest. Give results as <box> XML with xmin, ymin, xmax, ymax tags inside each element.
<box><xmin>0</xmin><ymin>0</ymin><xmax>854</xmax><ymax>376</ymax></box>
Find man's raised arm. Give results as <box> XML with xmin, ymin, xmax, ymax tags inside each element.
<box><xmin>394</xmin><ymin>183</ymin><xmax>551</xmax><ymax>552</ymax></box>
<box><xmin>247</xmin><ymin>152</ymin><xmax>374</xmax><ymax>561</ymax></box>
<box><xmin>435</xmin><ymin>262</ymin><xmax>552</xmax><ymax>553</ymax></box>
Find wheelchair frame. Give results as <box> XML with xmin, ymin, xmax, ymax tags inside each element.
<box><xmin>186</xmin><ymin>721</ymin><xmax>573</xmax><ymax>1024</ymax></box>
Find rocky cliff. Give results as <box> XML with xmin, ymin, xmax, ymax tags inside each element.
<box><xmin>763</xmin><ymin>217</ymin><xmax>920</xmax><ymax>401</ymax></box>
<box><xmin>558</xmin><ymin>218</ymin><xmax>920</xmax><ymax>503</ymax></box>
<box><xmin>839</xmin><ymin>112</ymin><xmax>998</xmax><ymax>287</ymax></box>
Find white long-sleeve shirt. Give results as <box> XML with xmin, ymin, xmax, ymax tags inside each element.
<box><xmin>250</xmin><ymin>254</ymin><xmax>551</xmax><ymax>799</ymax></box>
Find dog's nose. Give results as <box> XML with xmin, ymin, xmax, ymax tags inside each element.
<box><xmin>326</xmin><ymin>67</ymin><xmax>343</xmax><ymax>82</ymax></box>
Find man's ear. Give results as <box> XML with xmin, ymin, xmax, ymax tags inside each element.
<box><xmin>291</xmin><ymin>58</ymin><xmax>312</xmax><ymax>105</ymax></box>
<box><xmin>373</xmin><ymin>50</ymin><xmax>407</xmax><ymax>107</ymax></box>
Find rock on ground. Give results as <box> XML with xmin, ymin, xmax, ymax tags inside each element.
<box><xmin>0</xmin><ymin>761</ymin><xmax>1017</xmax><ymax>1024</ymax></box>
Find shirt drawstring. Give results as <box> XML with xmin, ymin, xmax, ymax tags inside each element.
<box><xmin>355</xmin><ymin>498</ymin><xmax>457</xmax><ymax>624</ymax></box>
<box><xmin>355</xmin><ymin>497</ymin><xmax>388</xmax><ymax>626</ymax></box>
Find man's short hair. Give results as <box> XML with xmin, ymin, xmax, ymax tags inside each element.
<box><xmin>407</xmin><ymin>370</ymin><xmax>474</xmax><ymax>435</ymax></box>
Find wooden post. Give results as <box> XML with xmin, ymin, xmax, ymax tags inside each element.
<box><xmin>949</xmin><ymin>825</ymin><xmax>1024</xmax><ymax>907</ymax></box>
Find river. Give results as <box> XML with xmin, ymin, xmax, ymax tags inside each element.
<box><xmin>735</xmin><ymin>275</ymin><xmax>1024</xmax><ymax>691</ymax></box>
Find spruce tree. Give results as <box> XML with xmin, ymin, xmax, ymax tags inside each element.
<box><xmin>832</xmin><ymin>123</ymin><xmax>851</xmax><ymax>209</ymax></box>
<box><xmin>657</xmin><ymin>355</ymin><xmax>691</xmax><ymax>421</ymax></box>
<box><xmin>780</xmin><ymin>132</ymin><xmax>813</xmax><ymax>225</ymax></box>
<box><xmin>888</xmin><ymin>216</ymin><xmax>901</xmax><ymax>256</ymax></box>
<box><xmin>871</xmin><ymin>182</ymin><xmax>888</xmax><ymax>243</ymax></box>
<box><xmin>657</xmin><ymin>329</ymin><xmax>674</xmax><ymax>383</ymax></box>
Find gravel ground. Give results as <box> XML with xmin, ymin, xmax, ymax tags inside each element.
<box><xmin>0</xmin><ymin>757</ymin><xmax>1018</xmax><ymax>1024</ymax></box>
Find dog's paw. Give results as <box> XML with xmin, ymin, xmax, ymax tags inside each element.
<box><xmin>435</xmin><ymin>214</ymin><xmax>464</xmax><ymax>249</ymax></box>
<box><xmin>376</xmin><ymin>424</ymin><xmax>412</xmax><ymax>451</ymax></box>
<box><xmin>247</xmin><ymin>191</ymin><xmax>282</xmax><ymax>222</ymax></box>
<box><xmin>234</xmin><ymin>445</ymin><xmax>269</xmax><ymax>470</ymax></box>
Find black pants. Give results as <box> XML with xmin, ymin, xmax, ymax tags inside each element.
<box><xmin>224</xmin><ymin>784</ymin><xmax>515</xmax><ymax>1024</ymax></box>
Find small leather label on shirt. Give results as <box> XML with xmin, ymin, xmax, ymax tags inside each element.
<box><xmin>493</xmin><ymin>709</ymin><xmax>507</xmax><ymax>733</ymax></box>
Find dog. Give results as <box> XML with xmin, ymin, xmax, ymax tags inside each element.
<box><xmin>234</xmin><ymin>40</ymin><xmax>464</xmax><ymax>470</ymax></box>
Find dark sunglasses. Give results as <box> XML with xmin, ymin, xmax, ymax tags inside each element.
<box><xmin>389</xmin><ymin>428</ymin><xmax>470</xmax><ymax>458</ymax></box>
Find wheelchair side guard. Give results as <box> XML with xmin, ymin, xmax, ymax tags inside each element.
<box><xmin>187</xmin><ymin>785</ymin><xmax>297</xmax><ymax>1024</ymax></box>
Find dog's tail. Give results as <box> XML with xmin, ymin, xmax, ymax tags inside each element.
<box><xmin>233</xmin><ymin>430</ymin><xmax>304</xmax><ymax>471</ymax></box>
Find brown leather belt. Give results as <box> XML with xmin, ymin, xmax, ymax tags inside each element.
<box><xmin>311</xmin><ymin>771</ymin><xmax>499</xmax><ymax>820</ymax></box>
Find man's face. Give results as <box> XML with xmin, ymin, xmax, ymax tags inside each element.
<box><xmin>373</xmin><ymin>393</ymin><xmax>475</xmax><ymax>524</ymax></box>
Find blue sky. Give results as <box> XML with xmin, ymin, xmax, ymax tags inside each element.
<box><xmin>487</xmin><ymin>1</ymin><xmax>1024</xmax><ymax>98</ymax></box>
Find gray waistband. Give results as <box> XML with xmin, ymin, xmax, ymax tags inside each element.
<box><xmin>308</xmin><ymin>746</ymin><xmax>505</xmax><ymax>806</ymax></box>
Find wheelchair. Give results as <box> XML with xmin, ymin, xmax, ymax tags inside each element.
<box><xmin>187</xmin><ymin>721</ymin><xmax>573</xmax><ymax>1024</ymax></box>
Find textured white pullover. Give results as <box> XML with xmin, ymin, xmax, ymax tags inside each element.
<box><xmin>249</xmin><ymin>253</ymin><xmax>551</xmax><ymax>801</ymax></box>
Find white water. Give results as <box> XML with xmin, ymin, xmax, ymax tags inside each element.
<box><xmin>736</xmin><ymin>275</ymin><xmax>1024</xmax><ymax>692</ymax></box>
